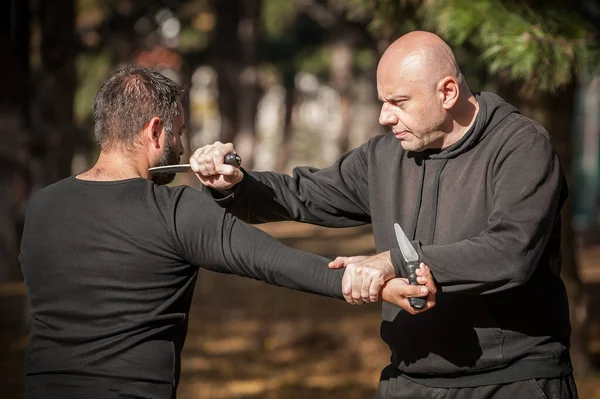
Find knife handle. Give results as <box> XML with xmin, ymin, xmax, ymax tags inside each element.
<box><xmin>224</xmin><ymin>153</ymin><xmax>241</xmax><ymax>167</ymax></box>
<box><xmin>406</xmin><ymin>260</ymin><xmax>426</xmax><ymax>310</ymax></box>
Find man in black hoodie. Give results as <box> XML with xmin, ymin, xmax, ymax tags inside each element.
<box><xmin>191</xmin><ymin>31</ymin><xmax>577</xmax><ymax>398</ymax></box>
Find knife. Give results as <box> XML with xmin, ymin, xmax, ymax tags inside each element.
<box><xmin>148</xmin><ymin>153</ymin><xmax>241</xmax><ymax>173</ymax></box>
<box><xmin>393</xmin><ymin>223</ymin><xmax>426</xmax><ymax>310</ymax></box>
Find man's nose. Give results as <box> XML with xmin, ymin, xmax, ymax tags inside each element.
<box><xmin>379</xmin><ymin>103</ymin><xmax>397</xmax><ymax>126</ymax></box>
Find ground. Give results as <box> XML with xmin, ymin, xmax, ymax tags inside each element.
<box><xmin>2</xmin><ymin>222</ymin><xmax>600</xmax><ymax>398</ymax></box>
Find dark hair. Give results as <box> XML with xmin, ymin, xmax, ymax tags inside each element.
<box><xmin>92</xmin><ymin>66</ymin><xmax>184</xmax><ymax>151</ymax></box>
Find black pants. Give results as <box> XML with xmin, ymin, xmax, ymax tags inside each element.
<box><xmin>26</xmin><ymin>374</ymin><xmax>175</xmax><ymax>399</ymax></box>
<box><xmin>376</xmin><ymin>373</ymin><xmax>578</xmax><ymax>399</ymax></box>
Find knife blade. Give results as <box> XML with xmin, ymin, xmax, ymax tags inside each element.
<box><xmin>393</xmin><ymin>223</ymin><xmax>426</xmax><ymax>310</ymax></box>
<box><xmin>148</xmin><ymin>153</ymin><xmax>241</xmax><ymax>173</ymax></box>
<box><xmin>148</xmin><ymin>163</ymin><xmax>194</xmax><ymax>173</ymax></box>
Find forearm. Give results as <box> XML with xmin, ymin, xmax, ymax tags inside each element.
<box><xmin>218</xmin><ymin>217</ymin><xmax>346</xmax><ymax>299</ymax></box>
<box><xmin>210</xmin><ymin>153</ymin><xmax>372</xmax><ymax>227</ymax></box>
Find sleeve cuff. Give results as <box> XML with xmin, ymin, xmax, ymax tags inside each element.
<box><xmin>201</xmin><ymin>168</ymin><xmax>249</xmax><ymax>207</ymax></box>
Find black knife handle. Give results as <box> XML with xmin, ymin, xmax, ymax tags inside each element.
<box><xmin>406</xmin><ymin>260</ymin><xmax>426</xmax><ymax>310</ymax></box>
<box><xmin>224</xmin><ymin>153</ymin><xmax>241</xmax><ymax>167</ymax></box>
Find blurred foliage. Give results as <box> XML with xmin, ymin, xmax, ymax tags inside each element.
<box><xmin>74</xmin><ymin>50</ymin><xmax>112</xmax><ymax>124</ymax></box>
<box><xmin>69</xmin><ymin>0</ymin><xmax>600</xmax><ymax>129</ymax></box>
<box><xmin>343</xmin><ymin>0</ymin><xmax>600</xmax><ymax>94</ymax></box>
<box><xmin>345</xmin><ymin>0</ymin><xmax>422</xmax><ymax>40</ymax></box>
<box><xmin>427</xmin><ymin>0</ymin><xmax>600</xmax><ymax>92</ymax></box>
<box><xmin>262</xmin><ymin>0</ymin><xmax>297</xmax><ymax>38</ymax></box>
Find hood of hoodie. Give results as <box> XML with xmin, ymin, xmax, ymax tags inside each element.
<box><xmin>426</xmin><ymin>91</ymin><xmax>519</xmax><ymax>160</ymax></box>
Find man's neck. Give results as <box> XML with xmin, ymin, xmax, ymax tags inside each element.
<box><xmin>441</xmin><ymin>93</ymin><xmax>479</xmax><ymax>149</ymax></box>
<box><xmin>77</xmin><ymin>151</ymin><xmax>147</xmax><ymax>182</ymax></box>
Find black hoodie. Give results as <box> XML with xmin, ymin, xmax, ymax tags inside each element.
<box><xmin>213</xmin><ymin>92</ymin><xmax>572</xmax><ymax>387</ymax></box>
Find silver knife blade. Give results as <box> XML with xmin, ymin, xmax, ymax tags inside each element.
<box><xmin>394</xmin><ymin>223</ymin><xmax>419</xmax><ymax>262</ymax></box>
<box><xmin>148</xmin><ymin>164</ymin><xmax>193</xmax><ymax>173</ymax></box>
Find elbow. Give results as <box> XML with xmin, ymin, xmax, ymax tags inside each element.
<box><xmin>506</xmin><ymin>259</ymin><xmax>535</xmax><ymax>288</ymax></box>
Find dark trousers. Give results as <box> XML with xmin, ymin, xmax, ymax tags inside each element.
<box><xmin>376</xmin><ymin>373</ymin><xmax>578</xmax><ymax>399</ymax></box>
<box><xmin>26</xmin><ymin>374</ymin><xmax>175</xmax><ymax>399</ymax></box>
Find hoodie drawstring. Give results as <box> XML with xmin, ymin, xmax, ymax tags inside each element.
<box><xmin>408</xmin><ymin>164</ymin><xmax>425</xmax><ymax>240</ymax></box>
<box><xmin>409</xmin><ymin>158</ymin><xmax>449</xmax><ymax>243</ymax></box>
<box><xmin>427</xmin><ymin>159</ymin><xmax>448</xmax><ymax>244</ymax></box>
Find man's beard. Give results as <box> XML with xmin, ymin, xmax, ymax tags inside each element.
<box><xmin>150</xmin><ymin>134</ymin><xmax>180</xmax><ymax>186</ymax></box>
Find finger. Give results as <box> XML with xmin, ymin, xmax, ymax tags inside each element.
<box><xmin>328</xmin><ymin>257</ymin><xmax>352</xmax><ymax>269</ymax></box>
<box><xmin>425</xmin><ymin>278</ymin><xmax>437</xmax><ymax>295</ymax></box>
<box><xmin>190</xmin><ymin>147</ymin><xmax>209</xmax><ymax>174</ymax></box>
<box><xmin>342</xmin><ymin>268</ymin><xmax>353</xmax><ymax>304</ymax></box>
<box><xmin>350</xmin><ymin>266</ymin><xmax>364</xmax><ymax>305</ymax></box>
<box><xmin>416</xmin><ymin>276</ymin><xmax>428</xmax><ymax>285</ymax></box>
<box><xmin>212</xmin><ymin>143</ymin><xmax>235</xmax><ymax>169</ymax></box>
<box><xmin>406</xmin><ymin>285</ymin><xmax>428</xmax><ymax>297</ymax></box>
<box><xmin>189</xmin><ymin>148</ymin><xmax>201</xmax><ymax>168</ymax></box>
<box><xmin>329</xmin><ymin>257</ymin><xmax>347</xmax><ymax>269</ymax></box>
<box><xmin>361</xmin><ymin>272</ymin><xmax>373</xmax><ymax>303</ymax></box>
<box><xmin>203</xmin><ymin>152</ymin><xmax>218</xmax><ymax>176</ymax></box>
<box><xmin>418</xmin><ymin>263</ymin><xmax>431</xmax><ymax>276</ymax></box>
<box><xmin>369</xmin><ymin>277</ymin><xmax>382</xmax><ymax>302</ymax></box>
<box><xmin>217</xmin><ymin>164</ymin><xmax>239</xmax><ymax>176</ymax></box>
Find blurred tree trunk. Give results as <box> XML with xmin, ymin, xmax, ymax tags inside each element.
<box><xmin>498</xmin><ymin>79</ymin><xmax>591</xmax><ymax>376</ymax></box>
<box><xmin>329</xmin><ymin>31</ymin><xmax>353</xmax><ymax>157</ymax></box>
<box><xmin>31</xmin><ymin>0</ymin><xmax>76</xmax><ymax>187</ymax></box>
<box><xmin>276</xmin><ymin>73</ymin><xmax>296</xmax><ymax>173</ymax></box>
<box><xmin>0</xmin><ymin>0</ymin><xmax>30</xmax><ymax>282</ymax></box>
<box><xmin>212</xmin><ymin>0</ymin><xmax>261</xmax><ymax>169</ymax></box>
<box><xmin>212</xmin><ymin>0</ymin><xmax>241</xmax><ymax>147</ymax></box>
<box><xmin>235</xmin><ymin>0</ymin><xmax>261</xmax><ymax>170</ymax></box>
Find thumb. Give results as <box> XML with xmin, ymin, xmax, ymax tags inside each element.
<box><xmin>328</xmin><ymin>257</ymin><xmax>350</xmax><ymax>269</ymax></box>
<box><xmin>216</xmin><ymin>164</ymin><xmax>239</xmax><ymax>176</ymax></box>
<box><xmin>405</xmin><ymin>285</ymin><xmax>429</xmax><ymax>297</ymax></box>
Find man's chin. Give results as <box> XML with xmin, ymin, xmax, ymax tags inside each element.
<box><xmin>399</xmin><ymin>141</ymin><xmax>415</xmax><ymax>151</ymax></box>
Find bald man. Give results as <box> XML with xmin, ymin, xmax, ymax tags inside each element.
<box><xmin>191</xmin><ymin>31</ymin><xmax>577</xmax><ymax>398</ymax></box>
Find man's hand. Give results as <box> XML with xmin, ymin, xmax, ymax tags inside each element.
<box><xmin>329</xmin><ymin>251</ymin><xmax>396</xmax><ymax>305</ymax></box>
<box><xmin>330</xmin><ymin>251</ymin><xmax>437</xmax><ymax>311</ymax></box>
<box><xmin>381</xmin><ymin>266</ymin><xmax>437</xmax><ymax>315</ymax></box>
<box><xmin>189</xmin><ymin>141</ymin><xmax>243</xmax><ymax>191</ymax></box>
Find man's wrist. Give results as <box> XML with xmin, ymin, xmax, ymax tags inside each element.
<box><xmin>212</xmin><ymin>187</ymin><xmax>234</xmax><ymax>198</ymax></box>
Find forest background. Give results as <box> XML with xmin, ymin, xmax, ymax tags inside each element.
<box><xmin>2</xmin><ymin>0</ymin><xmax>600</xmax><ymax>397</ymax></box>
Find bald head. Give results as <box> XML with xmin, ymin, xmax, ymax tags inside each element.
<box><xmin>376</xmin><ymin>31</ymin><xmax>479</xmax><ymax>152</ymax></box>
<box><xmin>378</xmin><ymin>31</ymin><xmax>463</xmax><ymax>88</ymax></box>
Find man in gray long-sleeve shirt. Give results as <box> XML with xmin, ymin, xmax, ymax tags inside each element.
<box><xmin>19</xmin><ymin>66</ymin><xmax>436</xmax><ymax>399</ymax></box>
<box><xmin>191</xmin><ymin>31</ymin><xmax>578</xmax><ymax>398</ymax></box>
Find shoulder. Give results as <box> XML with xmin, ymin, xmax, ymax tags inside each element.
<box><xmin>26</xmin><ymin>177</ymin><xmax>73</xmax><ymax>209</ymax></box>
<box><xmin>150</xmin><ymin>183</ymin><xmax>201</xmax><ymax>209</ymax></box>
<box><xmin>507</xmin><ymin>113</ymin><xmax>551</xmax><ymax>143</ymax></box>
<box><xmin>152</xmin><ymin>183</ymin><xmax>222</xmax><ymax>214</ymax></box>
<box><xmin>485</xmin><ymin>111</ymin><xmax>554</xmax><ymax>158</ymax></box>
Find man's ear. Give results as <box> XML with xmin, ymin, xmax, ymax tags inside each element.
<box><xmin>438</xmin><ymin>76</ymin><xmax>460</xmax><ymax>110</ymax></box>
<box><xmin>145</xmin><ymin>117</ymin><xmax>163</xmax><ymax>149</ymax></box>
